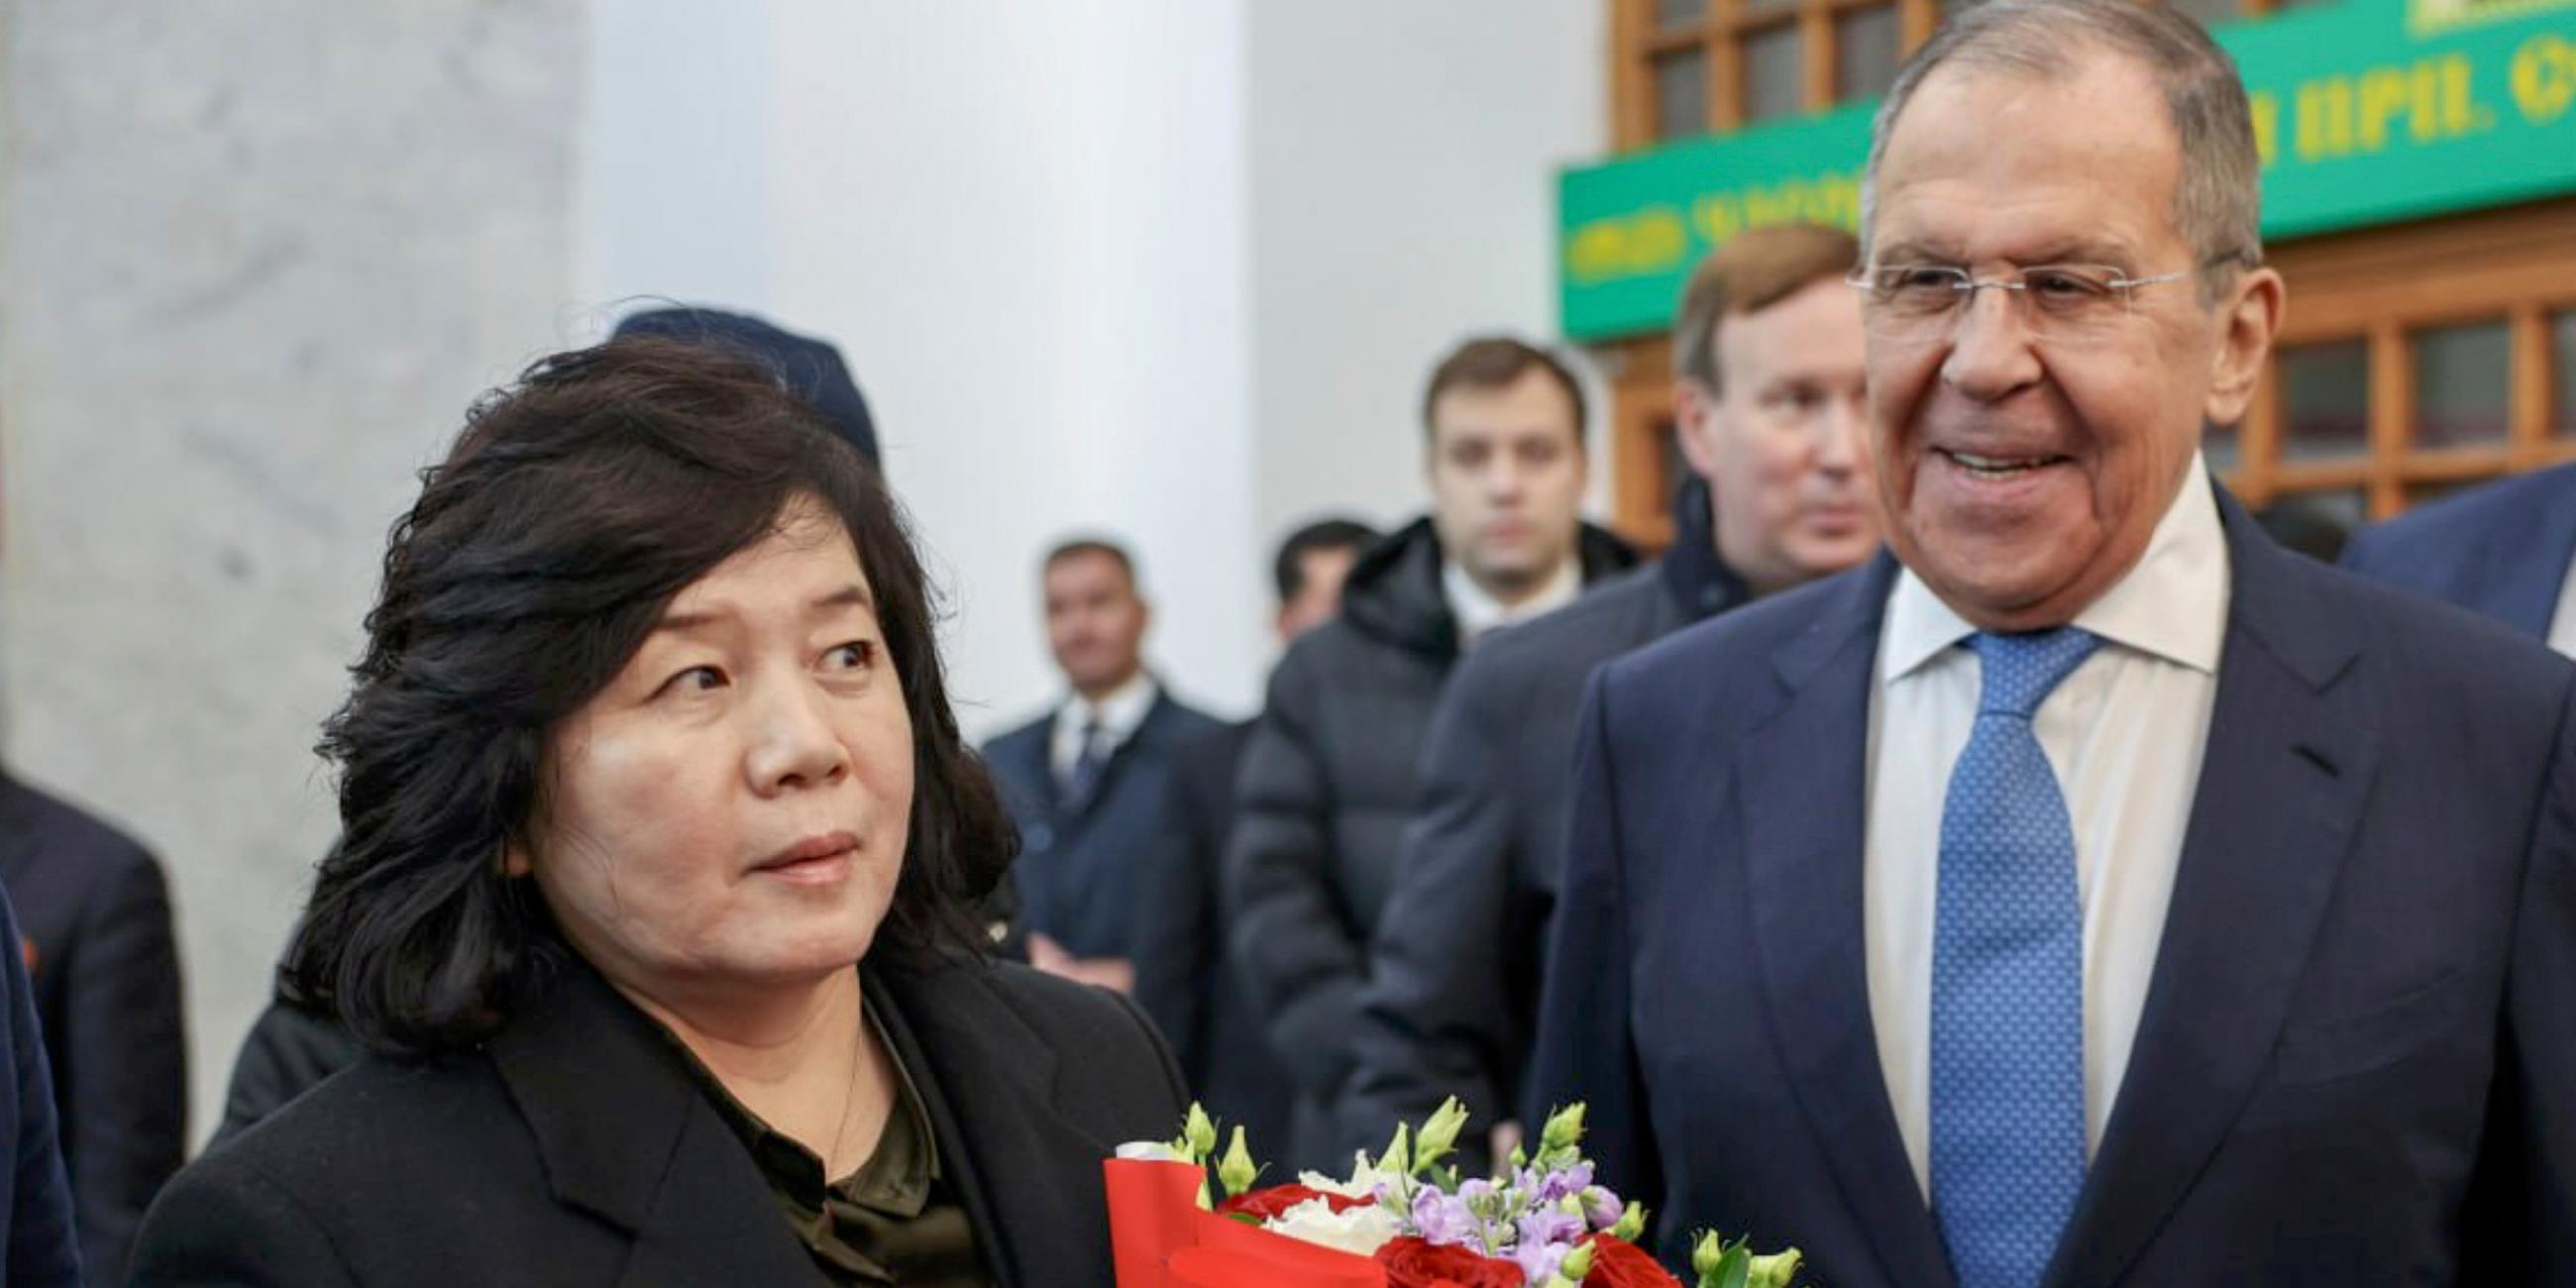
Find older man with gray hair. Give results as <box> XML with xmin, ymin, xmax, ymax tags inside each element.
<box><xmin>1530</xmin><ymin>2</ymin><xmax>2576</xmax><ymax>1284</ymax></box>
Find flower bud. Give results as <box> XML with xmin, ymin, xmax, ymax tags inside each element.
<box><xmin>1411</xmin><ymin>1097</ymin><xmax>1469</xmax><ymax>1175</ymax></box>
<box><xmin>1218</xmin><ymin>1126</ymin><xmax>1257</xmax><ymax>1198</ymax></box>
<box><xmin>1374</xmin><ymin>1123</ymin><xmax>1412</xmax><ymax>1177</ymax></box>
<box><xmin>1556</xmin><ymin>1240</ymin><xmax>1597</xmax><ymax>1283</ymax></box>
<box><xmin>1183</xmin><ymin>1104</ymin><xmax>1218</xmax><ymax>1161</ymax></box>
<box><xmin>1746</xmin><ymin>1248</ymin><xmax>1804</xmax><ymax>1288</ymax></box>
<box><xmin>1612</xmin><ymin>1201</ymin><xmax>1647</xmax><ymax>1242</ymax></box>
<box><xmin>1540</xmin><ymin>1104</ymin><xmax>1587</xmax><ymax>1153</ymax></box>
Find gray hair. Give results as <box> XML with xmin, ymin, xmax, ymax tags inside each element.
<box><xmin>1859</xmin><ymin>0</ymin><xmax>2262</xmax><ymax>291</ymax></box>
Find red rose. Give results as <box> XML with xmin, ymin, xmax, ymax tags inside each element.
<box><xmin>1580</xmin><ymin>1234</ymin><xmax>1685</xmax><ymax>1288</ymax></box>
<box><xmin>1374</xmin><ymin>1235</ymin><xmax>1526</xmax><ymax>1288</ymax></box>
<box><xmin>1215</xmin><ymin>1183</ymin><xmax>1374</xmax><ymax>1223</ymax></box>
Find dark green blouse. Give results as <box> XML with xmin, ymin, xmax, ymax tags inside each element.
<box><xmin>662</xmin><ymin>998</ymin><xmax>990</xmax><ymax>1286</ymax></box>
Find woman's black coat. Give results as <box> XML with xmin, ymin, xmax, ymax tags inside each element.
<box><xmin>128</xmin><ymin>951</ymin><xmax>1187</xmax><ymax>1287</ymax></box>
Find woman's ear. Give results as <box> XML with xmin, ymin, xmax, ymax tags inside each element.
<box><xmin>499</xmin><ymin>840</ymin><xmax>533</xmax><ymax>878</ymax></box>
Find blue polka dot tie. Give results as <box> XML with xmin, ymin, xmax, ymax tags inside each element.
<box><xmin>1931</xmin><ymin>627</ymin><xmax>2101</xmax><ymax>1288</ymax></box>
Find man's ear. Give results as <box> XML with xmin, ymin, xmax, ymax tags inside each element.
<box><xmin>1670</xmin><ymin>378</ymin><xmax>1723</xmax><ymax>481</ymax></box>
<box><xmin>2204</xmin><ymin>266</ymin><xmax>2285</xmax><ymax>428</ymax></box>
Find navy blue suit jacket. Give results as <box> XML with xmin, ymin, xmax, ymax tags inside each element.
<box><xmin>1531</xmin><ymin>490</ymin><xmax>2576</xmax><ymax>1285</ymax></box>
<box><xmin>984</xmin><ymin>689</ymin><xmax>1223</xmax><ymax>959</ymax></box>
<box><xmin>2339</xmin><ymin>460</ymin><xmax>2576</xmax><ymax>639</ymax></box>
<box><xmin>0</xmin><ymin>772</ymin><xmax>186</xmax><ymax>1285</ymax></box>
<box><xmin>0</xmin><ymin>882</ymin><xmax>82</xmax><ymax>1287</ymax></box>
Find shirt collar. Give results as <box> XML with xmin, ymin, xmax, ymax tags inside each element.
<box><xmin>1060</xmin><ymin>669</ymin><xmax>1159</xmax><ymax>742</ymax></box>
<box><xmin>1443</xmin><ymin>554</ymin><xmax>1582</xmax><ymax>644</ymax></box>
<box><xmin>1881</xmin><ymin>454</ymin><xmax>2230</xmax><ymax>683</ymax></box>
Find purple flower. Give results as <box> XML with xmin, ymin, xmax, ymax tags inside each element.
<box><xmin>1583</xmin><ymin>1186</ymin><xmax>1624</xmax><ymax>1230</ymax></box>
<box><xmin>1519</xmin><ymin>1208</ymin><xmax>1587</xmax><ymax>1250</ymax></box>
<box><xmin>1410</xmin><ymin>1186</ymin><xmax>1478</xmax><ymax>1248</ymax></box>
<box><xmin>1512</xmin><ymin>1237</ymin><xmax>1570</xmax><ymax>1283</ymax></box>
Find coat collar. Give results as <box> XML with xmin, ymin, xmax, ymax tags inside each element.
<box><xmin>484</xmin><ymin>953</ymin><xmax>830</xmax><ymax>1287</ymax></box>
<box><xmin>484</xmin><ymin>949</ymin><xmax>1120</xmax><ymax>1288</ymax></box>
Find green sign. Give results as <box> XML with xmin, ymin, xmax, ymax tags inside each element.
<box><xmin>1558</xmin><ymin>0</ymin><xmax>2576</xmax><ymax>341</ymax></box>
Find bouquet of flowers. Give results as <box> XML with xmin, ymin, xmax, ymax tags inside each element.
<box><xmin>1105</xmin><ymin>1099</ymin><xmax>1802</xmax><ymax>1288</ymax></box>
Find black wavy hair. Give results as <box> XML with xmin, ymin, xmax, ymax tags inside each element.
<box><xmin>287</xmin><ymin>337</ymin><xmax>1011</xmax><ymax>1056</ymax></box>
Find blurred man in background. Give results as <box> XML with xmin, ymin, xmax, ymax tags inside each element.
<box><xmin>1132</xmin><ymin>516</ymin><xmax>1378</xmax><ymax>1165</ymax></box>
<box><xmin>1342</xmin><ymin>224</ymin><xmax>1876</xmax><ymax>1166</ymax></box>
<box><xmin>985</xmin><ymin>539</ymin><xmax>1220</xmax><ymax>992</ymax></box>
<box><xmin>0</xmin><ymin>775</ymin><xmax>182</xmax><ymax>1286</ymax></box>
<box><xmin>1226</xmin><ymin>336</ymin><xmax>1636</xmax><ymax>1167</ymax></box>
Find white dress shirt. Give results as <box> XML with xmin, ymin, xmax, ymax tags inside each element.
<box><xmin>1442</xmin><ymin>555</ymin><xmax>1581</xmax><ymax>647</ymax></box>
<box><xmin>1047</xmin><ymin>671</ymin><xmax>1160</xmax><ymax>786</ymax></box>
<box><xmin>2549</xmin><ymin>545</ymin><xmax>2576</xmax><ymax>658</ymax></box>
<box><xmin>1864</xmin><ymin>457</ymin><xmax>2230</xmax><ymax>1201</ymax></box>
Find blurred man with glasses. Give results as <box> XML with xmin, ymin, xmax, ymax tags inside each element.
<box><xmin>1532</xmin><ymin>1</ymin><xmax>2576</xmax><ymax>1283</ymax></box>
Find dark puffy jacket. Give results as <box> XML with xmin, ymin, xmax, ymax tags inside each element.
<box><xmin>1339</xmin><ymin>481</ymin><xmax>1752</xmax><ymax>1166</ymax></box>
<box><xmin>1222</xmin><ymin>516</ymin><xmax>1635</xmax><ymax>1167</ymax></box>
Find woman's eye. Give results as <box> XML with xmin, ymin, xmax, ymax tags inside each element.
<box><xmin>662</xmin><ymin>666</ymin><xmax>725</xmax><ymax>696</ymax></box>
<box><xmin>824</xmin><ymin>641</ymin><xmax>873</xmax><ymax>671</ymax></box>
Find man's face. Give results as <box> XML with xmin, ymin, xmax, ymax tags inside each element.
<box><xmin>1426</xmin><ymin>369</ymin><xmax>1588</xmax><ymax>594</ymax></box>
<box><xmin>1042</xmin><ymin>551</ymin><xmax>1147</xmax><ymax>697</ymax></box>
<box><xmin>1277</xmin><ymin>546</ymin><xmax>1358</xmax><ymax>641</ymax></box>
<box><xmin>1675</xmin><ymin>276</ymin><xmax>1878</xmax><ymax>593</ymax></box>
<box><xmin>1863</xmin><ymin>50</ymin><xmax>2280</xmax><ymax>630</ymax></box>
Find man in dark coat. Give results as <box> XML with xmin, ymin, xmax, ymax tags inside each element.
<box><xmin>1226</xmin><ymin>336</ymin><xmax>1637</xmax><ymax>1167</ymax></box>
<box><xmin>1339</xmin><ymin>226</ymin><xmax>1878</xmax><ymax>1166</ymax></box>
<box><xmin>0</xmin><ymin>770</ymin><xmax>185</xmax><ymax>1284</ymax></box>
<box><xmin>1129</xmin><ymin>517</ymin><xmax>1377</xmax><ymax>1163</ymax></box>
<box><xmin>2338</xmin><ymin>460</ymin><xmax>2576</xmax><ymax>653</ymax></box>
<box><xmin>0</xmin><ymin>881</ymin><xmax>80</xmax><ymax>1287</ymax></box>
<box><xmin>983</xmin><ymin>539</ymin><xmax>1221</xmax><ymax>990</ymax></box>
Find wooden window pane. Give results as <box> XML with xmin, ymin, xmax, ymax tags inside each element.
<box><xmin>2280</xmin><ymin>340</ymin><xmax>2371</xmax><ymax>462</ymax></box>
<box><xmin>2556</xmin><ymin>309</ymin><xmax>2576</xmax><ymax>440</ymax></box>
<box><xmin>1836</xmin><ymin>5</ymin><xmax>1903</xmax><ymax>103</ymax></box>
<box><xmin>1655</xmin><ymin>49</ymin><xmax>1711</xmax><ymax>141</ymax></box>
<box><xmin>2412</xmin><ymin>320</ymin><xmax>2511</xmax><ymax>450</ymax></box>
<box><xmin>1744</xmin><ymin>24</ymin><xmax>1805</xmax><ymax>124</ymax></box>
<box><xmin>1658</xmin><ymin>0</ymin><xmax>1710</xmax><ymax>30</ymax></box>
<box><xmin>2167</xmin><ymin>0</ymin><xmax>2247</xmax><ymax>28</ymax></box>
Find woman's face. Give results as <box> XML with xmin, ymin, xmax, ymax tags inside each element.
<box><xmin>511</xmin><ymin>499</ymin><xmax>915</xmax><ymax>1006</ymax></box>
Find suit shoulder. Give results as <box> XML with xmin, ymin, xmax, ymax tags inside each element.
<box><xmin>2303</xmin><ymin>554</ymin><xmax>2575</xmax><ymax>698</ymax></box>
<box><xmin>1603</xmin><ymin>564</ymin><xmax>1857</xmax><ymax>697</ymax></box>
<box><xmin>981</xmin><ymin>713</ymin><xmax>1054</xmax><ymax>759</ymax></box>
<box><xmin>1464</xmin><ymin>568</ymin><xmax>1666</xmax><ymax>679</ymax></box>
<box><xmin>0</xmin><ymin>777</ymin><xmax>161</xmax><ymax>874</ymax></box>
<box><xmin>195</xmin><ymin>1050</ymin><xmax>514</xmax><ymax>1201</ymax></box>
<box><xmin>976</xmin><ymin>959</ymin><xmax>1157</xmax><ymax>1043</ymax></box>
<box><xmin>2345</xmin><ymin>461</ymin><xmax>2576</xmax><ymax>566</ymax></box>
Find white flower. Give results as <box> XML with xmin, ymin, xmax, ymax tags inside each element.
<box><xmin>1264</xmin><ymin>1196</ymin><xmax>1401</xmax><ymax>1256</ymax></box>
<box><xmin>1115</xmin><ymin>1140</ymin><xmax>1190</xmax><ymax>1163</ymax></box>
<box><xmin>1297</xmin><ymin>1152</ymin><xmax>1399</xmax><ymax>1200</ymax></box>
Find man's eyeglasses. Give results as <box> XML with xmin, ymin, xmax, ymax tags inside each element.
<box><xmin>1844</xmin><ymin>257</ymin><xmax>2247</xmax><ymax>338</ymax></box>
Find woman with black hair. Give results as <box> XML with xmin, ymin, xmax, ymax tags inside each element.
<box><xmin>130</xmin><ymin>339</ymin><xmax>1184</xmax><ymax>1287</ymax></box>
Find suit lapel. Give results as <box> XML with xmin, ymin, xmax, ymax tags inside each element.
<box><xmin>2046</xmin><ymin>495</ymin><xmax>2375</xmax><ymax>1288</ymax></box>
<box><xmin>485</xmin><ymin>958</ymin><xmax>830</xmax><ymax>1288</ymax></box>
<box><xmin>869</xmin><ymin>957</ymin><xmax>1126</xmax><ymax>1288</ymax></box>
<box><xmin>1737</xmin><ymin>555</ymin><xmax>1959</xmax><ymax>1288</ymax></box>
